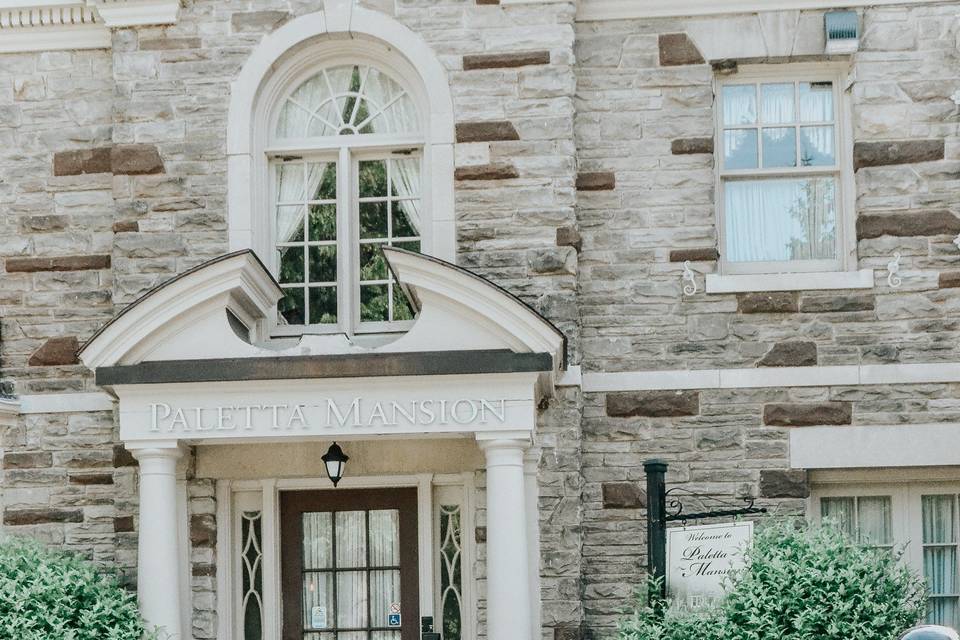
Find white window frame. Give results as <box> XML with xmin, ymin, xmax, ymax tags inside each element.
<box><xmin>708</xmin><ymin>63</ymin><xmax>866</xmax><ymax>293</ymax></box>
<box><xmin>810</xmin><ymin>476</ymin><xmax>960</xmax><ymax>624</ymax></box>
<box><xmin>267</xmin><ymin>57</ymin><xmax>426</xmax><ymax>337</ymax></box>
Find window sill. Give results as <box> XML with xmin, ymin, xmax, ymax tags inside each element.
<box><xmin>705</xmin><ymin>269</ymin><xmax>874</xmax><ymax>294</ymax></box>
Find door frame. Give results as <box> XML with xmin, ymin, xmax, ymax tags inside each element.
<box><xmin>217</xmin><ymin>474</ymin><xmax>454</xmax><ymax>640</ymax></box>
<box><xmin>279</xmin><ymin>488</ymin><xmax>420</xmax><ymax>640</ymax></box>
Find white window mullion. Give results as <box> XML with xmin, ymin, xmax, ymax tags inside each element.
<box><xmin>337</xmin><ymin>145</ymin><xmax>354</xmax><ymax>337</ymax></box>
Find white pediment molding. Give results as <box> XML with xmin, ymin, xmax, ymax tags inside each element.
<box><xmin>0</xmin><ymin>0</ymin><xmax>180</xmax><ymax>53</ymax></box>
<box><xmin>79</xmin><ymin>249</ymin><xmax>565</xmax><ymax>378</ymax></box>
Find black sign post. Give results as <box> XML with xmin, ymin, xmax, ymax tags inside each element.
<box><xmin>643</xmin><ymin>459</ymin><xmax>767</xmax><ymax>615</ymax></box>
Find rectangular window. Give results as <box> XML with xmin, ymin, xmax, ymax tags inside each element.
<box><xmin>812</xmin><ymin>482</ymin><xmax>960</xmax><ymax>628</ymax></box>
<box><xmin>717</xmin><ymin>68</ymin><xmax>849</xmax><ymax>275</ymax></box>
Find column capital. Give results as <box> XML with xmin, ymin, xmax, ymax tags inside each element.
<box><xmin>130</xmin><ymin>445</ymin><xmax>186</xmax><ymax>462</ymax></box>
<box><xmin>523</xmin><ymin>447</ymin><xmax>541</xmax><ymax>474</ymax></box>
<box><xmin>478</xmin><ymin>437</ymin><xmax>529</xmax><ymax>467</ymax></box>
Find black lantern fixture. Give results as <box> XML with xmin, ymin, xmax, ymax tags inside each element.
<box><xmin>322</xmin><ymin>442</ymin><xmax>349</xmax><ymax>487</ymax></box>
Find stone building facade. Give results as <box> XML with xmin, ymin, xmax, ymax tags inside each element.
<box><xmin>0</xmin><ymin>0</ymin><xmax>958</xmax><ymax>639</ymax></box>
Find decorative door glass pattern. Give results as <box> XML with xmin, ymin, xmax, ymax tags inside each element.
<box><xmin>438</xmin><ymin>504</ymin><xmax>463</xmax><ymax>640</ymax></box>
<box><xmin>242</xmin><ymin>511</ymin><xmax>264</xmax><ymax>640</ymax></box>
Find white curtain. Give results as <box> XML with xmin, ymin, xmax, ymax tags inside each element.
<box><xmin>276</xmin><ymin>163</ymin><xmax>326</xmax><ymax>244</ymax></box>
<box><xmin>923</xmin><ymin>496</ymin><xmax>958</xmax><ymax>627</ymax></box>
<box><xmin>722</xmin><ymin>84</ymin><xmax>756</xmax><ymax>125</ymax></box>
<box><xmin>724</xmin><ymin>177</ymin><xmax>835</xmax><ymax>263</ymax></box>
<box><xmin>761</xmin><ymin>83</ymin><xmax>794</xmax><ymax>124</ymax></box>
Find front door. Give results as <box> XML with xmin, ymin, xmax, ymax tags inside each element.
<box><xmin>280</xmin><ymin>489</ymin><xmax>420</xmax><ymax>640</ymax></box>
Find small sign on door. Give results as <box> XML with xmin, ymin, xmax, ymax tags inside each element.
<box><xmin>311</xmin><ymin>606</ymin><xmax>327</xmax><ymax>629</ymax></box>
<box><xmin>388</xmin><ymin>613</ymin><xmax>401</xmax><ymax>627</ymax></box>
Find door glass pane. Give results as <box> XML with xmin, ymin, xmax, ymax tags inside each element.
<box><xmin>821</xmin><ymin>497</ymin><xmax>855</xmax><ymax>537</ymax></box>
<box><xmin>336</xmin><ymin>512</ymin><xmax>367</xmax><ymax>568</ymax></box>
<box><xmin>370</xmin><ymin>570</ymin><xmax>401</xmax><ymax>628</ymax></box>
<box><xmin>440</xmin><ymin>504</ymin><xmax>463</xmax><ymax>640</ymax></box>
<box><xmin>372</xmin><ymin>632</ymin><xmax>402</xmax><ymax>640</ymax></box>
<box><xmin>761</xmin><ymin>83</ymin><xmax>795</xmax><ymax>124</ymax></box>
<box><xmin>857</xmin><ymin>496</ymin><xmax>892</xmax><ymax>545</ymax></box>
<box><xmin>724</xmin><ymin>177</ymin><xmax>837</xmax><ymax>263</ymax></box>
<box><xmin>302</xmin><ymin>573</ymin><xmax>334</xmax><ymax>630</ymax></box>
<box><xmin>723</xmin><ymin>84</ymin><xmax>757</xmax><ymax>125</ymax></box>
<box><xmin>303</xmin><ymin>512</ymin><xmax>333</xmax><ymax>569</ymax></box>
<box><xmin>369</xmin><ymin>510</ymin><xmax>400</xmax><ymax>566</ymax></box>
<box><xmin>337</xmin><ymin>571</ymin><xmax>369</xmax><ymax>628</ymax></box>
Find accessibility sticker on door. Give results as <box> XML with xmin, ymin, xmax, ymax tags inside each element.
<box><xmin>311</xmin><ymin>606</ymin><xmax>327</xmax><ymax>629</ymax></box>
<box><xmin>388</xmin><ymin>613</ymin><xmax>402</xmax><ymax>627</ymax></box>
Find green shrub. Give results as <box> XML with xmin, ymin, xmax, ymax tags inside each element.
<box><xmin>0</xmin><ymin>536</ymin><xmax>151</xmax><ymax>640</ymax></box>
<box><xmin>619</xmin><ymin>520</ymin><xmax>926</xmax><ymax>640</ymax></box>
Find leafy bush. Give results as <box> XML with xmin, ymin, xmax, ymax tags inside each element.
<box><xmin>0</xmin><ymin>536</ymin><xmax>151</xmax><ymax>640</ymax></box>
<box><xmin>619</xmin><ymin>520</ymin><xmax>926</xmax><ymax>640</ymax></box>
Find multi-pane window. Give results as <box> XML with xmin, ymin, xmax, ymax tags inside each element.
<box><xmin>717</xmin><ymin>71</ymin><xmax>846</xmax><ymax>274</ymax></box>
<box><xmin>270</xmin><ymin>64</ymin><xmax>423</xmax><ymax>334</ymax></box>
<box><xmin>812</xmin><ymin>484</ymin><xmax>960</xmax><ymax>629</ymax></box>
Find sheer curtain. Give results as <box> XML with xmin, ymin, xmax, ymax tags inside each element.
<box><xmin>923</xmin><ymin>496</ymin><xmax>958</xmax><ymax>627</ymax></box>
<box><xmin>275</xmin><ymin>163</ymin><xmax>326</xmax><ymax>244</ymax></box>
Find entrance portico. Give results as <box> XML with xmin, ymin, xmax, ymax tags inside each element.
<box><xmin>78</xmin><ymin>249</ymin><xmax>565</xmax><ymax>640</ymax></box>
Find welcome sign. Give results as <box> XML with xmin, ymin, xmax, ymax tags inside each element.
<box><xmin>666</xmin><ymin>521</ymin><xmax>753</xmax><ymax>608</ymax></box>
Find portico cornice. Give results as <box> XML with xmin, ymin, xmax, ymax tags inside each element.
<box><xmin>0</xmin><ymin>0</ymin><xmax>180</xmax><ymax>53</ymax></box>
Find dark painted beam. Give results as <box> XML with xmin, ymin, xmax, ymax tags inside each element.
<box><xmin>96</xmin><ymin>349</ymin><xmax>553</xmax><ymax>386</ymax></box>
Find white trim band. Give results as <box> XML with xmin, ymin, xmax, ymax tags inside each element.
<box><xmin>577</xmin><ymin>0</ymin><xmax>946</xmax><ymax>21</ymax></box>
<box><xmin>705</xmin><ymin>269</ymin><xmax>874</xmax><ymax>294</ymax></box>
<box><xmin>791</xmin><ymin>423</ymin><xmax>960</xmax><ymax>469</ymax></box>
<box><xmin>583</xmin><ymin>362</ymin><xmax>960</xmax><ymax>393</ymax></box>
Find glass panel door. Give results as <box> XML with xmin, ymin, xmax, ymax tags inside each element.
<box><xmin>281</xmin><ymin>489</ymin><xmax>419</xmax><ymax>640</ymax></box>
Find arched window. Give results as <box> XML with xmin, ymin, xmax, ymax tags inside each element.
<box><xmin>269</xmin><ymin>63</ymin><xmax>424</xmax><ymax>333</ymax></box>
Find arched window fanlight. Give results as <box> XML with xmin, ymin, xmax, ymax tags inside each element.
<box><xmin>268</xmin><ymin>63</ymin><xmax>424</xmax><ymax>334</ymax></box>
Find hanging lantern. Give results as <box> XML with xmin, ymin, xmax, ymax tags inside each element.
<box><xmin>322</xmin><ymin>442</ymin><xmax>349</xmax><ymax>487</ymax></box>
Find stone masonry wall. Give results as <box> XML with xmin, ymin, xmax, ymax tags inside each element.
<box><xmin>575</xmin><ymin>3</ymin><xmax>960</xmax><ymax>373</ymax></box>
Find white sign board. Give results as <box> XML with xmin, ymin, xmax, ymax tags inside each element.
<box><xmin>666</xmin><ymin>521</ymin><xmax>753</xmax><ymax>608</ymax></box>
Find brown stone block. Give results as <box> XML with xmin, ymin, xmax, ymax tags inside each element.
<box><xmin>463</xmin><ymin>51</ymin><xmax>550</xmax><ymax>70</ymax></box>
<box><xmin>455</xmin><ymin>121</ymin><xmax>520</xmax><ymax>143</ymax></box>
<box><xmin>112</xmin><ymin>220</ymin><xmax>139</xmax><ymax>233</ymax></box>
<box><xmin>139</xmin><ymin>37</ymin><xmax>202</xmax><ymax>51</ymax></box>
<box><xmin>113</xmin><ymin>516</ymin><xmax>135</xmax><ymax>533</ymax></box>
<box><xmin>940</xmin><ymin>271</ymin><xmax>960</xmax><ymax>288</ymax></box>
<box><xmin>606</xmin><ymin>390</ymin><xmax>700</xmax><ymax>418</ymax></box>
<box><xmin>857</xmin><ymin>210</ymin><xmax>960</xmax><ymax>239</ymax></box>
<box><xmin>4</xmin><ymin>508</ymin><xmax>83</xmax><ymax>526</ymax></box>
<box><xmin>454</xmin><ymin>164</ymin><xmax>519</xmax><ymax>181</ymax></box>
<box><xmin>738</xmin><ymin>292</ymin><xmax>799</xmax><ymax>313</ymax></box>
<box><xmin>475</xmin><ymin>526</ymin><xmax>487</xmax><ymax>543</ymax></box>
<box><xmin>53</xmin><ymin>147</ymin><xmax>111</xmax><ymax>176</ymax></box>
<box><xmin>576</xmin><ymin>171</ymin><xmax>615</xmax><ymax>191</ymax></box>
<box><xmin>69</xmin><ymin>473</ymin><xmax>114</xmax><ymax>485</ymax></box>
<box><xmin>659</xmin><ymin>33</ymin><xmax>705</xmax><ymax>66</ymax></box>
<box><xmin>556</xmin><ymin>226</ymin><xmax>582</xmax><ymax>252</ymax></box>
<box><xmin>669</xmin><ymin>247</ymin><xmax>718</xmax><ymax>262</ymax></box>
<box><xmin>763</xmin><ymin>402</ymin><xmax>852</xmax><ymax>427</ymax></box>
<box><xmin>800</xmin><ymin>294</ymin><xmax>875</xmax><ymax>313</ymax></box>
<box><xmin>190</xmin><ymin>513</ymin><xmax>216</xmax><ymax>548</ymax></box>
<box><xmin>758</xmin><ymin>341</ymin><xmax>818</xmax><ymax>367</ymax></box>
<box><xmin>193</xmin><ymin>563</ymin><xmax>217</xmax><ymax>577</ymax></box>
<box><xmin>111</xmin><ymin>144</ymin><xmax>165</xmax><ymax>175</ymax></box>
<box><xmin>6</xmin><ymin>254</ymin><xmax>111</xmax><ymax>273</ymax></box>
<box><xmin>3</xmin><ymin>451</ymin><xmax>53</xmax><ymax>469</ymax></box>
<box><xmin>602</xmin><ymin>482</ymin><xmax>646</xmax><ymax>509</ymax></box>
<box><xmin>554</xmin><ymin>627</ymin><xmax>582</xmax><ymax>640</ymax></box>
<box><xmin>113</xmin><ymin>444</ymin><xmax>138</xmax><ymax>468</ymax></box>
<box><xmin>20</xmin><ymin>215</ymin><xmax>68</xmax><ymax>232</ymax></box>
<box><xmin>760</xmin><ymin>470</ymin><xmax>809</xmax><ymax>498</ymax></box>
<box><xmin>476</xmin><ymin>0</ymin><xmax>499</xmax><ymax>4</ymax></box>
<box><xmin>28</xmin><ymin>336</ymin><xmax>79</xmax><ymax>367</ymax></box>
<box><xmin>671</xmin><ymin>137</ymin><xmax>714</xmax><ymax>155</ymax></box>
<box><xmin>854</xmin><ymin>139</ymin><xmax>945</xmax><ymax>170</ymax></box>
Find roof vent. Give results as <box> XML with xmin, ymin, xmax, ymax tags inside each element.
<box><xmin>825</xmin><ymin>10</ymin><xmax>859</xmax><ymax>55</ymax></box>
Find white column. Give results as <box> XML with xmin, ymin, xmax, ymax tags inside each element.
<box><xmin>524</xmin><ymin>449</ymin><xmax>542</xmax><ymax>640</ymax></box>
<box><xmin>132</xmin><ymin>446</ymin><xmax>185</xmax><ymax>640</ymax></box>
<box><xmin>481</xmin><ymin>438</ymin><xmax>532</xmax><ymax>640</ymax></box>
